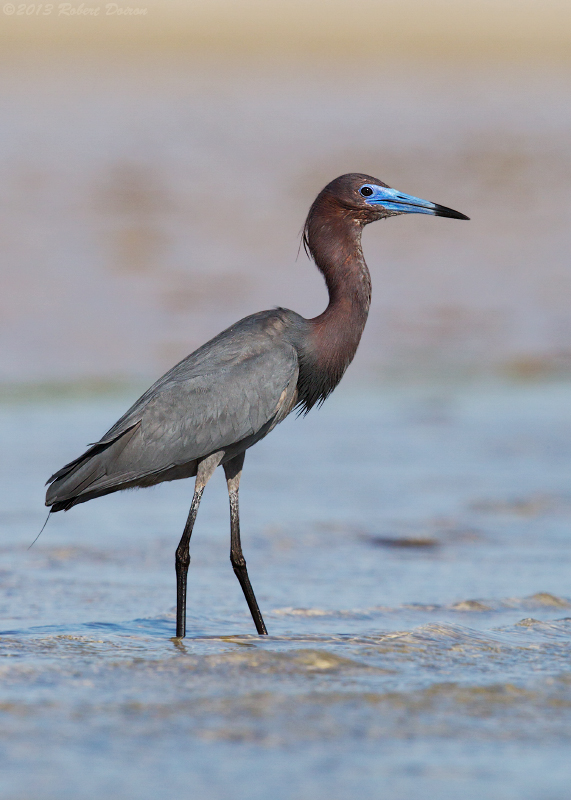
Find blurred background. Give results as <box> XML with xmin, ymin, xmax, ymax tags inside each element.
<box><xmin>1</xmin><ymin>0</ymin><xmax>571</xmax><ymax>393</ymax></box>
<box><xmin>2</xmin><ymin>5</ymin><xmax>571</xmax><ymax>800</ymax></box>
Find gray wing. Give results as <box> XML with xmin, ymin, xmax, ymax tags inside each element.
<box><xmin>46</xmin><ymin>313</ymin><xmax>299</xmax><ymax>507</ymax></box>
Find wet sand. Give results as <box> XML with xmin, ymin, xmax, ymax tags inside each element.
<box><xmin>1</xmin><ymin>58</ymin><xmax>571</xmax><ymax>386</ymax></box>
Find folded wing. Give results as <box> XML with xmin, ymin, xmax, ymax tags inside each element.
<box><xmin>46</xmin><ymin>313</ymin><xmax>299</xmax><ymax>510</ymax></box>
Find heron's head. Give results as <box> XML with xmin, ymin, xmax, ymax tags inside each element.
<box><xmin>320</xmin><ymin>173</ymin><xmax>469</xmax><ymax>224</ymax></box>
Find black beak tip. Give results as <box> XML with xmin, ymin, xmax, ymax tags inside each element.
<box><xmin>433</xmin><ymin>203</ymin><xmax>470</xmax><ymax>221</ymax></box>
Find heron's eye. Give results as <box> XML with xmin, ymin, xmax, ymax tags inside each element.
<box><xmin>360</xmin><ymin>186</ymin><xmax>374</xmax><ymax>197</ymax></box>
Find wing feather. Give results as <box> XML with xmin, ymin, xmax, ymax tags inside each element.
<box><xmin>46</xmin><ymin>311</ymin><xmax>300</xmax><ymax>507</ymax></box>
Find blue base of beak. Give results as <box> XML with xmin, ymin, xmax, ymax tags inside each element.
<box><xmin>363</xmin><ymin>185</ymin><xmax>469</xmax><ymax>220</ymax></box>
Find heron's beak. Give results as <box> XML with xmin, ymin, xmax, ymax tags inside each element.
<box><xmin>365</xmin><ymin>186</ymin><xmax>469</xmax><ymax>220</ymax></box>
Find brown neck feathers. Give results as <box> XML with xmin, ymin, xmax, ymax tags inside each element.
<box><xmin>297</xmin><ymin>193</ymin><xmax>372</xmax><ymax>411</ymax></box>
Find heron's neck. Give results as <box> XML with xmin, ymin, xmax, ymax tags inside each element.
<box><xmin>298</xmin><ymin>204</ymin><xmax>371</xmax><ymax>410</ymax></box>
<box><xmin>309</xmin><ymin>205</ymin><xmax>371</xmax><ymax>358</ymax></box>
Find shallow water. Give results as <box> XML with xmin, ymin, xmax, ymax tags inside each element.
<box><xmin>1</xmin><ymin>381</ymin><xmax>571</xmax><ymax>798</ymax></box>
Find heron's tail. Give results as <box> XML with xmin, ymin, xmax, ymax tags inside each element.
<box><xmin>46</xmin><ymin>423</ymin><xmax>140</xmax><ymax>511</ymax></box>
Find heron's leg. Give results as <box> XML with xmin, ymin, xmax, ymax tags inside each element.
<box><xmin>224</xmin><ymin>452</ymin><xmax>268</xmax><ymax>635</ymax></box>
<box><xmin>175</xmin><ymin>452</ymin><xmax>223</xmax><ymax>638</ymax></box>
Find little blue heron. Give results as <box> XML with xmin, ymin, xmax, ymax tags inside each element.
<box><xmin>46</xmin><ymin>173</ymin><xmax>468</xmax><ymax>637</ymax></box>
